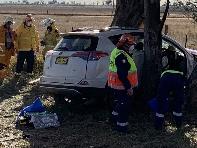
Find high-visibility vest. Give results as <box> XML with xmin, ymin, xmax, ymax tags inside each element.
<box><xmin>161</xmin><ymin>70</ymin><xmax>183</xmax><ymax>77</ymax></box>
<box><xmin>108</xmin><ymin>48</ymin><xmax>138</xmax><ymax>90</ymax></box>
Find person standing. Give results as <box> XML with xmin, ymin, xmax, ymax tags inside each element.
<box><xmin>0</xmin><ymin>16</ymin><xmax>16</xmax><ymax>84</ymax></box>
<box><xmin>108</xmin><ymin>34</ymin><xmax>138</xmax><ymax>133</ymax></box>
<box><xmin>15</xmin><ymin>14</ymin><xmax>39</xmax><ymax>76</ymax></box>
<box><xmin>41</xmin><ymin>18</ymin><xmax>59</xmax><ymax>60</ymax></box>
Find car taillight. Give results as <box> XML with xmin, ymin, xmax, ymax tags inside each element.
<box><xmin>89</xmin><ymin>51</ymin><xmax>109</xmax><ymax>61</ymax></box>
<box><xmin>71</xmin><ymin>52</ymin><xmax>89</xmax><ymax>60</ymax></box>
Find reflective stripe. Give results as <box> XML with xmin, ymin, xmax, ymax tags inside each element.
<box><xmin>156</xmin><ymin>113</ymin><xmax>164</xmax><ymax>118</ymax></box>
<box><xmin>112</xmin><ymin>111</ymin><xmax>118</xmax><ymax>116</ymax></box>
<box><xmin>173</xmin><ymin>112</ymin><xmax>182</xmax><ymax>117</ymax></box>
<box><xmin>108</xmin><ymin>48</ymin><xmax>138</xmax><ymax>90</ymax></box>
<box><xmin>161</xmin><ymin>70</ymin><xmax>183</xmax><ymax>77</ymax></box>
<box><xmin>117</xmin><ymin>122</ymin><xmax>129</xmax><ymax>127</ymax></box>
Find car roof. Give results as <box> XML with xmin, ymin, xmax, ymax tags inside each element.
<box><xmin>62</xmin><ymin>27</ymin><xmax>144</xmax><ymax>38</ymax></box>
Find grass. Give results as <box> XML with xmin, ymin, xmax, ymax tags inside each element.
<box><xmin>0</xmin><ymin>7</ymin><xmax>196</xmax><ymax>49</ymax></box>
<box><xmin>0</xmin><ymin>5</ymin><xmax>196</xmax><ymax>148</ymax></box>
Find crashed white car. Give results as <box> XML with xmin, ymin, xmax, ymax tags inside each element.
<box><xmin>40</xmin><ymin>27</ymin><xmax>197</xmax><ymax>102</ymax></box>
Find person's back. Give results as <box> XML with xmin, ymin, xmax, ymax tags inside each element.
<box><xmin>155</xmin><ymin>50</ymin><xmax>185</xmax><ymax>130</ymax></box>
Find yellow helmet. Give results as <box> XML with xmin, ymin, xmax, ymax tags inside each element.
<box><xmin>24</xmin><ymin>14</ymin><xmax>33</xmax><ymax>22</ymax></box>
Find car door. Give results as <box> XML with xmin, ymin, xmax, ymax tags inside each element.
<box><xmin>43</xmin><ymin>34</ymin><xmax>98</xmax><ymax>85</ymax></box>
<box><xmin>85</xmin><ymin>36</ymin><xmax>114</xmax><ymax>88</ymax></box>
<box><xmin>162</xmin><ymin>36</ymin><xmax>193</xmax><ymax>78</ymax></box>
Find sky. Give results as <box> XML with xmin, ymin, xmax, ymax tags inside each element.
<box><xmin>0</xmin><ymin>0</ymin><xmax>186</xmax><ymax>5</ymax></box>
<box><xmin>1</xmin><ymin>0</ymin><xmax>103</xmax><ymax>3</ymax></box>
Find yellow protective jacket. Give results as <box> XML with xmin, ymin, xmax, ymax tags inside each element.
<box><xmin>0</xmin><ymin>25</ymin><xmax>16</xmax><ymax>79</ymax></box>
<box><xmin>15</xmin><ymin>23</ymin><xmax>39</xmax><ymax>51</ymax></box>
<box><xmin>42</xmin><ymin>24</ymin><xmax>59</xmax><ymax>56</ymax></box>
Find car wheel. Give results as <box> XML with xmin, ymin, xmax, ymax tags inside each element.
<box><xmin>53</xmin><ymin>93</ymin><xmax>84</xmax><ymax>105</ymax></box>
<box><xmin>53</xmin><ymin>94</ymin><xmax>66</xmax><ymax>106</ymax></box>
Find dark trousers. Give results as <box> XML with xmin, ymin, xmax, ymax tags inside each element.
<box><xmin>112</xmin><ymin>89</ymin><xmax>130</xmax><ymax>132</ymax></box>
<box><xmin>155</xmin><ymin>73</ymin><xmax>184</xmax><ymax>129</ymax></box>
<box><xmin>16</xmin><ymin>50</ymin><xmax>35</xmax><ymax>73</ymax></box>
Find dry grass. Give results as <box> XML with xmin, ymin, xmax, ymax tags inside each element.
<box><xmin>0</xmin><ymin>5</ymin><xmax>196</xmax><ymax>148</ymax></box>
<box><xmin>0</xmin><ymin>5</ymin><xmax>197</xmax><ymax>49</ymax></box>
<box><xmin>0</xmin><ymin>15</ymin><xmax>196</xmax><ymax>49</ymax></box>
<box><xmin>0</xmin><ymin>5</ymin><xmax>196</xmax><ymax>49</ymax></box>
<box><xmin>0</xmin><ymin>15</ymin><xmax>112</xmax><ymax>39</ymax></box>
<box><xmin>166</xmin><ymin>18</ymin><xmax>197</xmax><ymax>49</ymax></box>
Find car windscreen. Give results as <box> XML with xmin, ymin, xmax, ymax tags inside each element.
<box><xmin>54</xmin><ymin>35</ymin><xmax>98</xmax><ymax>51</ymax></box>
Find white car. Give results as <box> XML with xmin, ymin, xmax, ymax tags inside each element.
<box><xmin>40</xmin><ymin>27</ymin><xmax>197</xmax><ymax>103</ymax></box>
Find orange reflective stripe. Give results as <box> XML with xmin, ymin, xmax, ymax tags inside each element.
<box><xmin>108</xmin><ymin>72</ymin><xmax>138</xmax><ymax>90</ymax></box>
<box><xmin>128</xmin><ymin>72</ymin><xmax>138</xmax><ymax>88</ymax></box>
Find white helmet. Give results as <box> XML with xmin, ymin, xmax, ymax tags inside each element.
<box><xmin>3</xmin><ymin>16</ymin><xmax>15</xmax><ymax>25</ymax></box>
<box><xmin>24</xmin><ymin>14</ymin><xmax>33</xmax><ymax>22</ymax></box>
<box><xmin>41</xmin><ymin>18</ymin><xmax>55</xmax><ymax>27</ymax></box>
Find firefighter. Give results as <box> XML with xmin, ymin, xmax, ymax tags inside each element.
<box><xmin>108</xmin><ymin>34</ymin><xmax>138</xmax><ymax>133</ymax></box>
<box><xmin>155</xmin><ymin>49</ymin><xmax>185</xmax><ymax>130</ymax></box>
<box><xmin>15</xmin><ymin>14</ymin><xmax>39</xmax><ymax>76</ymax></box>
<box><xmin>0</xmin><ymin>16</ymin><xmax>16</xmax><ymax>84</ymax></box>
<box><xmin>41</xmin><ymin>18</ymin><xmax>59</xmax><ymax>60</ymax></box>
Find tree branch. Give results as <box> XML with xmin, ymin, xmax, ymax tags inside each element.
<box><xmin>159</xmin><ymin>0</ymin><xmax>170</xmax><ymax>33</ymax></box>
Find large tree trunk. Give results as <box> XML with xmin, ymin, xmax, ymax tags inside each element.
<box><xmin>111</xmin><ymin>0</ymin><xmax>144</xmax><ymax>27</ymax></box>
<box><xmin>143</xmin><ymin>0</ymin><xmax>162</xmax><ymax>99</ymax></box>
<box><xmin>111</xmin><ymin>0</ymin><xmax>165</xmax><ymax>107</ymax></box>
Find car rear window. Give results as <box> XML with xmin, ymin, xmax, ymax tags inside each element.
<box><xmin>108</xmin><ymin>32</ymin><xmax>144</xmax><ymax>45</ymax></box>
<box><xmin>54</xmin><ymin>35</ymin><xmax>98</xmax><ymax>51</ymax></box>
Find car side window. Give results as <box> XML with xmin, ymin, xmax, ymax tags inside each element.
<box><xmin>108</xmin><ymin>33</ymin><xmax>144</xmax><ymax>46</ymax></box>
<box><xmin>108</xmin><ymin>34</ymin><xmax>122</xmax><ymax>45</ymax></box>
<box><xmin>54</xmin><ymin>35</ymin><xmax>98</xmax><ymax>51</ymax></box>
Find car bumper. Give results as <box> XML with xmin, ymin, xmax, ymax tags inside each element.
<box><xmin>39</xmin><ymin>83</ymin><xmax>107</xmax><ymax>98</ymax></box>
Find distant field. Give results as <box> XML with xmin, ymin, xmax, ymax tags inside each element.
<box><xmin>0</xmin><ymin>4</ymin><xmax>114</xmax><ymax>15</ymax></box>
<box><xmin>0</xmin><ymin>4</ymin><xmax>196</xmax><ymax>49</ymax></box>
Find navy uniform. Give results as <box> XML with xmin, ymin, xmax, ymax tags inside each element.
<box><xmin>108</xmin><ymin>34</ymin><xmax>138</xmax><ymax>133</ymax></box>
<box><xmin>155</xmin><ymin>50</ymin><xmax>185</xmax><ymax>130</ymax></box>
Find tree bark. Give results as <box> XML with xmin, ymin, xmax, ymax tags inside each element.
<box><xmin>143</xmin><ymin>0</ymin><xmax>162</xmax><ymax>99</ymax></box>
<box><xmin>111</xmin><ymin>0</ymin><xmax>144</xmax><ymax>27</ymax></box>
<box><xmin>111</xmin><ymin>0</ymin><xmax>166</xmax><ymax>102</ymax></box>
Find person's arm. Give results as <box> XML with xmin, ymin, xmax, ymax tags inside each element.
<box><xmin>55</xmin><ymin>29</ymin><xmax>60</xmax><ymax>38</ymax></box>
<box><xmin>14</xmin><ymin>26</ymin><xmax>21</xmax><ymax>53</ymax></box>
<box><xmin>35</xmin><ymin>30</ymin><xmax>40</xmax><ymax>52</ymax></box>
<box><xmin>115</xmin><ymin>53</ymin><xmax>131</xmax><ymax>90</ymax></box>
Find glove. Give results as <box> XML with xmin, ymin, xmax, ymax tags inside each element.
<box><xmin>40</xmin><ymin>41</ymin><xmax>46</xmax><ymax>46</ymax></box>
<box><xmin>0</xmin><ymin>63</ymin><xmax>7</xmax><ymax>70</ymax></box>
<box><xmin>36</xmin><ymin>47</ymin><xmax>39</xmax><ymax>53</ymax></box>
<box><xmin>127</xmin><ymin>88</ymin><xmax>133</xmax><ymax>96</ymax></box>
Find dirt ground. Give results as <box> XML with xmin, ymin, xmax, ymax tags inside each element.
<box><xmin>0</xmin><ymin>74</ymin><xmax>197</xmax><ymax>148</ymax></box>
<box><xmin>0</xmin><ymin>5</ymin><xmax>197</xmax><ymax>148</ymax></box>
